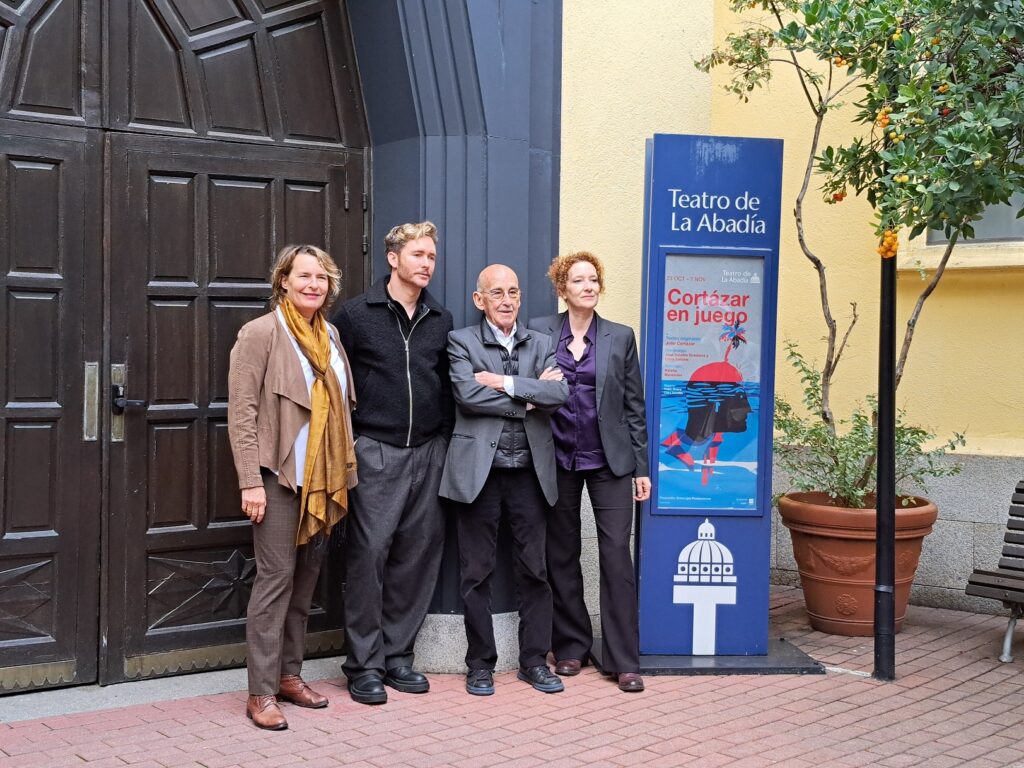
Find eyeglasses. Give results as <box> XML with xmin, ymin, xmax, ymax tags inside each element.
<box><xmin>479</xmin><ymin>288</ymin><xmax>521</xmax><ymax>301</ymax></box>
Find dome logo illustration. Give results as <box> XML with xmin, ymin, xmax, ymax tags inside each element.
<box><xmin>672</xmin><ymin>518</ymin><xmax>737</xmax><ymax>655</ymax></box>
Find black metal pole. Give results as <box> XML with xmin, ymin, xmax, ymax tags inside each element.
<box><xmin>874</xmin><ymin>255</ymin><xmax>897</xmax><ymax>681</ymax></box>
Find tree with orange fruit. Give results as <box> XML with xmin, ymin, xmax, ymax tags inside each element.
<box><xmin>696</xmin><ymin>0</ymin><xmax>1022</xmax><ymax>508</ymax></box>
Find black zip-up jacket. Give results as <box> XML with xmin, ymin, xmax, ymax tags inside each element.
<box><xmin>332</xmin><ymin>276</ymin><xmax>455</xmax><ymax>447</ymax></box>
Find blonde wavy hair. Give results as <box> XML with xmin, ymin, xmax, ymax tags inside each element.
<box><xmin>269</xmin><ymin>244</ymin><xmax>342</xmax><ymax>313</ymax></box>
<box><xmin>384</xmin><ymin>221</ymin><xmax>438</xmax><ymax>255</ymax></box>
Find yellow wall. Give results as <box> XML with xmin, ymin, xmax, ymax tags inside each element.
<box><xmin>559</xmin><ymin>0</ymin><xmax>714</xmax><ymax>330</ymax></box>
<box><xmin>560</xmin><ymin>1</ymin><xmax>1024</xmax><ymax>456</ymax></box>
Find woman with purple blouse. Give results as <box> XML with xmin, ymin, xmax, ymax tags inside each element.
<box><xmin>528</xmin><ymin>251</ymin><xmax>651</xmax><ymax>693</ymax></box>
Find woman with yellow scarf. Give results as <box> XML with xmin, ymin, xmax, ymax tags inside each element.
<box><xmin>228</xmin><ymin>245</ymin><xmax>358</xmax><ymax>730</ymax></box>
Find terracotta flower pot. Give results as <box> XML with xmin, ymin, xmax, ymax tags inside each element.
<box><xmin>777</xmin><ymin>492</ymin><xmax>938</xmax><ymax>636</ymax></box>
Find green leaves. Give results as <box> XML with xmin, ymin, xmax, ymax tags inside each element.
<box><xmin>694</xmin><ymin>24</ymin><xmax>778</xmax><ymax>100</ymax></box>
<box><xmin>815</xmin><ymin>0</ymin><xmax>1024</xmax><ymax>238</ymax></box>
<box><xmin>699</xmin><ymin>2</ymin><xmax>990</xmax><ymax>501</ymax></box>
<box><xmin>702</xmin><ymin>0</ymin><xmax>1024</xmax><ymax>239</ymax></box>
<box><xmin>775</xmin><ymin>343</ymin><xmax>963</xmax><ymax>508</ymax></box>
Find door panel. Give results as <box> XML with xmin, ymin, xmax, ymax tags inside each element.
<box><xmin>0</xmin><ymin>119</ymin><xmax>101</xmax><ymax>692</ymax></box>
<box><xmin>106</xmin><ymin>0</ymin><xmax>367</xmax><ymax>149</ymax></box>
<box><xmin>0</xmin><ymin>0</ymin><xmax>101</xmax><ymax>126</ymax></box>
<box><xmin>104</xmin><ymin>132</ymin><xmax>364</xmax><ymax>683</ymax></box>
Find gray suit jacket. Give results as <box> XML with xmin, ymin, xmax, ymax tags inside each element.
<box><xmin>527</xmin><ymin>312</ymin><xmax>650</xmax><ymax>478</ymax></box>
<box><xmin>439</xmin><ymin>320</ymin><xmax>569</xmax><ymax>505</ymax></box>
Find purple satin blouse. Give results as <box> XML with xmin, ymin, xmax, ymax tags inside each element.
<box><xmin>551</xmin><ymin>315</ymin><xmax>607</xmax><ymax>471</ymax></box>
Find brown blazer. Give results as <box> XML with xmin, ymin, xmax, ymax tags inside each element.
<box><xmin>227</xmin><ymin>311</ymin><xmax>358</xmax><ymax>492</ymax></box>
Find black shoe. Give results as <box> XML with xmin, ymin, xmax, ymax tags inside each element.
<box><xmin>465</xmin><ymin>668</ymin><xmax>495</xmax><ymax>696</ymax></box>
<box><xmin>347</xmin><ymin>674</ymin><xmax>387</xmax><ymax>705</ymax></box>
<box><xmin>517</xmin><ymin>665</ymin><xmax>564</xmax><ymax>693</ymax></box>
<box><xmin>385</xmin><ymin>666</ymin><xmax>429</xmax><ymax>694</ymax></box>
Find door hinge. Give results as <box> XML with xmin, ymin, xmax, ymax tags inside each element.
<box><xmin>362</xmin><ymin>192</ymin><xmax>368</xmax><ymax>211</ymax></box>
<box><xmin>362</xmin><ymin>235</ymin><xmax>369</xmax><ymax>254</ymax></box>
<box><xmin>343</xmin><ymin>182</ymin><xmax>350</xmax><ymax>211</ymax></box>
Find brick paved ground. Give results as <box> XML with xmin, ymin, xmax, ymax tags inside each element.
<box><xmin>2</xmin><ymin>586</ymin><xmax>1023</xmax><ymax>768</ymax></box>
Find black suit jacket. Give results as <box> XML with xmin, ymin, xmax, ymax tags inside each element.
<box><xmin>527</xmin><ymin>312</ymin><xmax>650</xmax><ymax>478</ymax></box>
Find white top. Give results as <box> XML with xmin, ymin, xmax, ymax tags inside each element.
<box><xmin>275</xmin><ymin>308</ymin><xmax>349</xmax><ymax>486</ymax></box>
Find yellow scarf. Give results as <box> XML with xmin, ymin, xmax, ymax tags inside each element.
<box><xmin>280</xmin><ymin>298</ymin><xmax>355</xmax><ymax>545</ymax></box>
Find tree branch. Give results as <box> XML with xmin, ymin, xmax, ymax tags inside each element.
<box><xmin>833</xmin><ymin>302</ymin><xmax>859</xmax><ymax>371</ymax></box>
<box><xmin>767</xmin><ymin>57</ymin><xmax>825</xmax><ymax>85</ymax></box>
<box><xmin>894</xmin><ymin>231</ymin><xmax>959</xmax><ymax>390</ymax></box>
<box><xmin>824</xmin><ymin>74</ymin><xmax>863</xmax><ymax>105</ymax></box>
<box><xmin>768</xmin><ymin>2</ymin><xmax>822</xmax><ymax>109</ymax></box>
<box><xmin>792</xmin><ymin>109</ymin><xmax>840</xmax><ymax>435</ymax></box>
<box><xmin>855</xmin><ymin>450</ymin><xmax>877</xmax><ymax>493</ymax></box>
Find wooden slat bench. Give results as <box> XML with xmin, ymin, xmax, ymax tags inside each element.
<box><xmin>966</xmin><ymin>480</ymin><xmax>1024</xmax><ymax>662</ymax></box>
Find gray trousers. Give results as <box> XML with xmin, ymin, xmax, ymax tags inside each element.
<box><xmin>342</xmin><ymin>435</ymin><xmax>446</xmax><ymax>680</ymax></box>
<box><xmin>246</xmin><ymin>470</ymin><xmax>326</xmax><ymax>695</ymax></box>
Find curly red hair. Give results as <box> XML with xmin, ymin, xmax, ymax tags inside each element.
<box><xmin>547</xmin><ymin>251</ymin><xmax>605</xmax><ymax>297</ymax></box>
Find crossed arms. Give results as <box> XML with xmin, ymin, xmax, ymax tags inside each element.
<box><xmin>447</xmin><ymin>333</ymin><xmax>568</xmax><ymax>418</ymax></box>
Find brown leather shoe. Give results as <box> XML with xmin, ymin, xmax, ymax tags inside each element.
<box><xmin>555</xmin><ymin>659</ymin><xmax>583</xmax><ymax>676</ymax></box>
<box><xmin>246</xmin><ymin>694</ymin><xmax>288</xmax><ymax>730</ymax></box>
<box><xmin>617</xmin><ymin>673</ymin><xmax>645</xmax><ymax>692</ymax></box>
<box><xmin>277</xmin><ymin>674</ymin><xmax>329</xmax><ymax>708</ymax></box>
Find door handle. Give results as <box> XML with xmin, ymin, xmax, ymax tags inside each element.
<box><xmin>83</xmin><ymin>361</ymin><xmax>99</xmax><ymax>440</ymax></box>
<box><xmin>111</xmin><ymin>383</ymin><xmax>148</xmax><ymax>415</ymax></box>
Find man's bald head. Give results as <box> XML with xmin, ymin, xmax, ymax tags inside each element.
<box><xmin>476</xmin><ymin>264</ymin><xmax>517</xmax><ymax>293</ymax></box>
<box><xmin>473</xmin><ymin>264</ymin><xmax>521</xmax><ymax>334</ymax></box>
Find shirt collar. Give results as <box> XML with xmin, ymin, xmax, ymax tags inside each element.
<box><xmin>387</xmin><ymin>278</ymin><xmax>420</xmax><ymax>307</ymax></box>
<box><xmin>559</xmin><ymin>314</ymin><xmax>597</xmax><ymax>343</ymax></box>
<box><xmin>485</xmin><ymin>318</ymin><xmax>517</xmax><ymax>344</ymax></box>
<box><xmin>367</xmin><ymin>275</ymin><xmax>443</xmax><ymax>314</ymax></box>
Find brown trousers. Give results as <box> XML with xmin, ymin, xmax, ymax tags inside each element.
<box><xmin>246</xmin><ymin>469</ymin><xmax>326</xmax><ymax>694</ymax></box>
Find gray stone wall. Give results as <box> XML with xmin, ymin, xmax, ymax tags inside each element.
<box><xmin>415</xmin><ymin>454</ymin><xmax>1021</xmax><ymax>667</ymax></box>
<box><xmin>770</xmin><ymin>452</ymin><xmax>1024</xmax><ymax>616</ymax></box>
<box><xmin>575</xmin><ymin>453</ymin><xmax>1024</xmax><ymax>640</ymax></box>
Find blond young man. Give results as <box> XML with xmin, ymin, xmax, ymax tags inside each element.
<box><xmin>331</xmin><ymin>222</ymin><xmax>454</xmax><ymax>704</ymax></box>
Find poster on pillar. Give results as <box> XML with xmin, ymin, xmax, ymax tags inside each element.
<box><xmin>638</xmin><ymin>134</ymin><xmax>782</xmax><ymax>657</ymax></box>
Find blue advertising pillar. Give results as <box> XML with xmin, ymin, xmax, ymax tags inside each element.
<box><xmin>637</xmin><ymin>134</ymin><xmax>818</xmax><ymax>673</ymax></box>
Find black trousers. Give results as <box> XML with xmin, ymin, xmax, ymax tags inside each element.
<box><xmin>456</xmin><ymin>468</ymin><xmax>552</xmax><ymax>670</ymax></box>
<box><xmin>342</xmin><ymin>435</ymin><xmax>447</xmax><ymax>680</ymax></box>
<box><xmin>548</xmin><ymin>465</ymin><xmax>640</xmax><ymax>674</ymax></box>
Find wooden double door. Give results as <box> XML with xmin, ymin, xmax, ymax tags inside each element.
<box><xmin>0</xmin><ymin>0</ymin><xmax>368</xmax><ymax>691</ymax></box>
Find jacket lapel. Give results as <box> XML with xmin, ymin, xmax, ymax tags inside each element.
<box><xmin>511</xmin><ymin>323</ymin><xmax>534</xmax><ymax>374</ymax></box>
<box><xmin>595</xmin><ymin>313</ymin><xmax>612</xmax><ymax>408</ymax></box>
<box><xmin>479</xmin><ymin>320</ymin><xmax>508</xmax><ymax>374</ymax></box>
<box><xmin>270</xmin><ymin>316</ymin><xmax>312</xmax><ymax>409</ymax></box>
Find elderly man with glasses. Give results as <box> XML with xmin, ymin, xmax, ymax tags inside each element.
<box><xmin>439</xmin><ymin>264</ymin><xmax>569</xmax><ymax>696</ymax></box>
